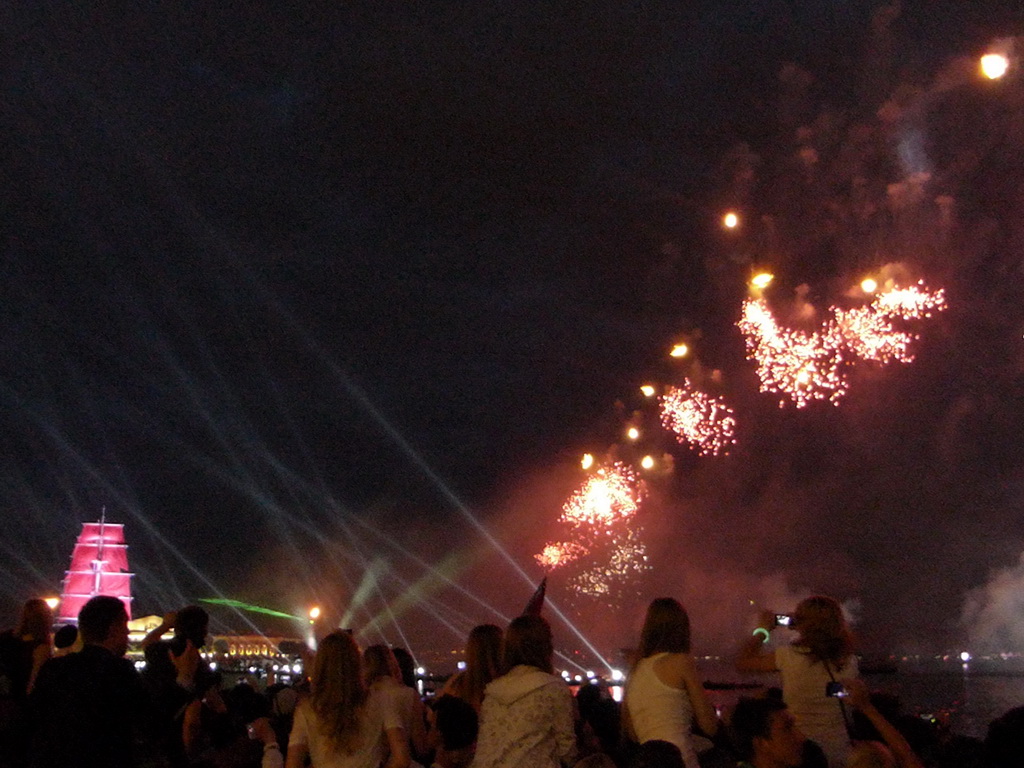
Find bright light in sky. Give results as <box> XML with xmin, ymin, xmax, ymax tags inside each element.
<box><xmin>660</xmin><ymin>381</ymin><xmax>737</xmax><ymax>455</ymax></box>
<box><xmin>640</xmin><ymin>455</ymin><xmax>655</xmax><ymax>470</ymax></box>
<box><xmin>581</xmin><ymin>453</ymin><xmax>594</xmax><ymax>470</ymax></box>
<box><xmin>670</xmin><ymin>343</ymin><xmax>689</xmax><ymax>358</ymax></box>
<box><xmin>723</xmin><ymin>211</ymin><xmax>739</xmax><ymax>229</ymax></box>
<box><xmin>561</xmin><ymin>463</ymin><xmax>643</xmax><ymax>528</ymax></box>
<box><xmin>751</xmin><ymin>272</ymin><xmax>774</xmax><ymax>290</ymax></box>
<box><xmin>626</xmin><ymin>427</ymin><xmax>639</xmax><ymax>440</ymax></box>
<box><xmin>640</xmin><ymin>384</ymin><xmax>656</xmax><ymax>397</ymax></box>
<box><xmin>980</xmin><ymin>53</ymin><xmax>1009</xmax><ymax>79</ymax></box>
<box><xmin>738</xmin><ymin>282</ymin><xmax>947</xmax><ymax>407</ymax></box>
<box><xmin>861</xmin><ymin>278</ymin><xmax>878</xmax><ymax>294</ymax></box>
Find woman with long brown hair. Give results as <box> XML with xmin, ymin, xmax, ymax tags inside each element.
<box><xmin>623</xmin><ymin>598</ymin><xmax>719</xmax><ymax>768</ymax></box>
<box><xmin>472</xmin><ymin>615</ymin><xmax>576</xmax><ymax>768</ymax></box>
<box><xmin>736</xmin><ymin>595</ymin><xmax>859</xmax><ymax>767</ymax></box>
<box><xmin>286</xmin><ymin>631</ymin><xmax>409</xmax><ymax>768</ymax></box>
<box><xmin>440</xmin><ymin>624</ymin><xmax>502</xmax><ymax>712</ymax></box>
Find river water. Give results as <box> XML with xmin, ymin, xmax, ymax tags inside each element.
<box><xmin>692</xmin><ymin>656</ymin><xmax>1024</xmax><ymax>740</ymax></box>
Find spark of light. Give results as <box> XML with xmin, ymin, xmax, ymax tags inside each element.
<box><xmin>535</xmin><ymin>542</ymin><xmax>586</xmax><ymax>570</ymax></box>
<box><xmin>659</xmin><ymin>381</ymin><xmax>738</xmax><ymax>456</ymax></box>
<box><xmin>723</xmin><ymin>211</ymin><xmax>739</xmax><ymax>229</ymax></box>
<box><xmin>581</xmin><ymin>453</ymin><xmax>595</xmax><ymax>470</ymax></box>
<box><xmin>568</xmin><ymin>528</ymin><xmax>650</xmax><ymax>599</ymax></box>
<box><xmin>640</xmin><ymin>455</ymin><xmax>655</xmax><ymax>470</ymax></box>
<box><xmin>559</xmin><ymin>463</ymin><xmax>644</xmax><ymax>530</ymax></box>
<box><xmin>980</xmin><ymin>53</ymin><xmax>1010</xmax><ymax>80</ymax></box>
<box><xmin>738</xmin><ymin>298</ymin><xmax>846</xmax><ymax>408</ymax></box>
<box><xmin>640</xmin><ymin>384</ymin><xmax>656</xmax><ymax>397</ymax></box>
<box><xmin>751</xmin><ymin>272</ymin><xmax>775</xmax><ymax>290</ymax></box>
<box><xmin>873</xmin><ymin>282</ymin><xmax>947</xmax><ymax>320</ymax></box>
<box><xmin>670</xmin><ymin>343</ymin><xmax>690</xmax><ymax>358</ymax></box>
<box><xmin>830</xmin><ymin>305</ymin><xmax>915</xmax><ymax>364</ymax></box>
<box><xmin>861</xmin><ymin>278</ymin><xmax>878</xmax><ymax>294</ymax></box>
<box><xmin>626</xmin><ymin>427</ymin><xmax>640</xmax><ymax>440</ymax></box>
<box><xmin>738</xmin><ymin>282</ymin><xmax>947</xmax><ymax>407</ymax></box>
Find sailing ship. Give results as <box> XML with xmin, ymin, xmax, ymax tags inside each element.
<box><xmin>57</xmin><ymin>509</ymin><xmax>134</xmax><ymax>623</ymax></box>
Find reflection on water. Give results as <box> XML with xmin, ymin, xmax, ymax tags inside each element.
<box><xmin>695</xmin><ymin>657</ymin><xmax>1024</xmax><ymax>739</ymax></box>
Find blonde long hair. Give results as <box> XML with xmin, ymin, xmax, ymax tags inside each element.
<box><xmin>310</xmin><ymin>631</ymin><xmax>368</xmax><ymax>753</ymax></box>
<box><xmin>793</xmin><ymin>595</ymin><xmax>854</xmax><ymax>667</ymax></box>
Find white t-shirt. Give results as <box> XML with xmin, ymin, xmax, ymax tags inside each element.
<box><xmin>289</xmin><ymin>688</ymin><xmax>405</xmax><ymax>768</ymax></box>
<box><xmin>775</xmin><ymin>645</ymin><xmax>858</xmax><ymax>767</ymax></box>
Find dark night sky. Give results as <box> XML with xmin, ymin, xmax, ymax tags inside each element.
<box><xmin>3</xmin><ymin>1</ymin><xmax>1024</xmax><ymax>660</ymax></box>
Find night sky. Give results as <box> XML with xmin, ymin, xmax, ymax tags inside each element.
<box><xmin>3</xmin><ymin>1</ymin><xmax>1024</xmax><ymax>661</ymax></box>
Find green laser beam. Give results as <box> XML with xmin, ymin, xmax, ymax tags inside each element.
<box><xmin>199</xmin><ymin>598</ymin><xmax>303</xmax><ymax>621</ymax></box>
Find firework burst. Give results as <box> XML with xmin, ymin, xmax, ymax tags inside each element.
<box><xmin>537</xmin><ymin>463</ymin><xmax>650</xmax><ymax>608</ymax></box>
<box><xmin>830</xmin><ymin>305</ymin><xmax>915</xmax><ymax>364</ymax></box>
<box><xmin>659</xmin><ymin>381</ymin><xmax>737</xmax><ymax>455</ymax></box>
<box><xmin>567</xmin><ymin>528</ymin><xmax>651</xmax><ymax>601</ymax></box>
<box><xmin>873</xmin><ymin>282</ymin><xmax>947</xmax><ymax>320</ymax></box>
<box><xmin>738</xmin><ymin>298</ymin><xmax>847</xmax><ymax>408</ymax></box>
<box><xmin>535</xmin><ymin>541</ymin><xmax>586</xmax><ymax>569</ymax></box>
<box><xmin>559</xmin><ymin>463</ymin><xmax>644</xmax><ymax>530</ymax></box>
<box><xmin>738</xmin><ymin>283</ymin><xmax>946</xmax><ymax>407</ymax></box>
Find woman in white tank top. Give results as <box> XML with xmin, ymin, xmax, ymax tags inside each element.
<box><xmin>623</xmin><ymin>598</ymin><xmax>720</xmax><ymax>768</ymax></box>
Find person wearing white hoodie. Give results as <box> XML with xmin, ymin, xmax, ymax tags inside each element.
<box><xmin>471</xmin><ymin>615</ymin><xmax>576</xmax><ymax>768</ymax></box>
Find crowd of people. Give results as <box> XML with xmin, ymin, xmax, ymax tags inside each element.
<box><xmin>0</xmin><ymin>593</ymin><xmax>1022</xmax><ymax>768</ymax></box>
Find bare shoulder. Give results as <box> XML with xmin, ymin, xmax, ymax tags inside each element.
<box><xmin>653</xmin><ymin>652</ymin><xmax>692</xmax><ymax>688</ymax></box>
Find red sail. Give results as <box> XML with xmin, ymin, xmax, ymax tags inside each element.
<box><xmin>58</xmin><ymin>519</ymin><xmax>134</xmax><ymax>623</ymax></box>
<box><xmin>80</xmin><ymin>522</ymin><xmax>126</xmax><ymax>543</ymax></box>
<box><xmin>68</xmin><ymin>544</ymin><xmax>130</xmax><ymax>572</ymax></box>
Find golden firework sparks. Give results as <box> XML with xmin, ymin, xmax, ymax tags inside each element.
<box><xmin>660</xmin><ymin>380</ymin><xmax>738</xmax><ymax>455</ymax></box>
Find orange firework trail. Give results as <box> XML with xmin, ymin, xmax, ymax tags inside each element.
<box><xmin>659</xmin><ymin>380</ymin><xmax>737</xmax><ymax>455</ymax></box>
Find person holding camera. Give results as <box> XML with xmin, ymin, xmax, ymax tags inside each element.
<box><xmin>735</xmin><ymin>596</ymin><xmax>858</xmax><ymax>768</ymax></box>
